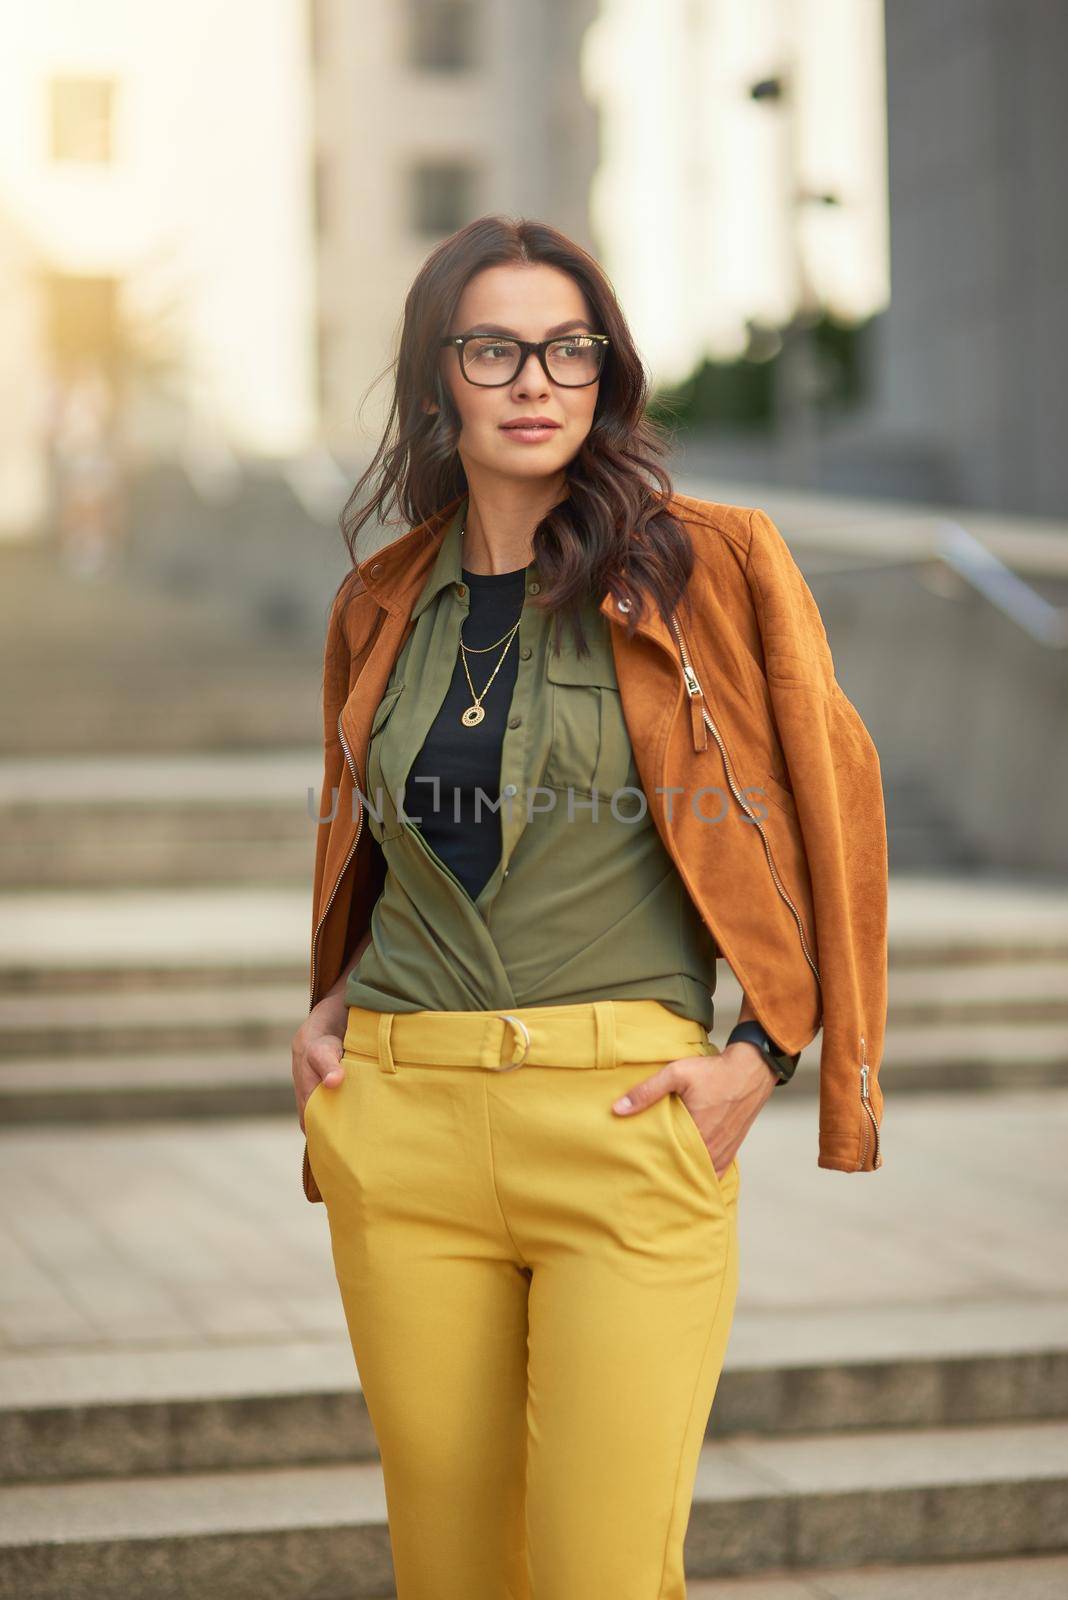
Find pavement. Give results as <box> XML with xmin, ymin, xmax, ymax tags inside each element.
<box><xmin>2</xmin><ymin>1074</ymin><xmax>1066</xmax><ymax>1359</ymax></box>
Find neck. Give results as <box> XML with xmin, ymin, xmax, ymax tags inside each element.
<box><xmin>459</xmin><ymin>468</ymin><xmax>567</xmax><ymax>575</ymax></box>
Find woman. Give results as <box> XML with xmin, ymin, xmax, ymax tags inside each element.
<box><xmin>292</xmin><ymin>215</ymin><xmax>888</xmax><ymax>1600</ymax></box>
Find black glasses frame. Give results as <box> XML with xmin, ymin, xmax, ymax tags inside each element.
<box><xmin>439</xmin><ymin>332</ymin><xmax>611</xmax><ymax>388</ymax></box>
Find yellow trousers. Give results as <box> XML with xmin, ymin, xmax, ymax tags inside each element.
<box><xmin>305</xmin><ymin>997</ymin><xmax>741</xmax><ymax>1600</ymax></box>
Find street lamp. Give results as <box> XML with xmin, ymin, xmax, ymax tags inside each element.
<box><xmin>749</xmin><ymin>65</ymin><xmax>841</xmax><ymax>488</ymax></box>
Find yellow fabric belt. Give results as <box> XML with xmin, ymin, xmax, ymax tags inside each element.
<box><xmin>343</xmin><ymin>998</ymin><xmax>714</xmax><ymax>1075</ymax></box>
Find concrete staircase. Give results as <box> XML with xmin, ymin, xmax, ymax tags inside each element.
<box><xmin>2</xmin><ymin>1283</ymin><xmax>1067</xmax><ymax>1596</ymax></box>
<box><xmin>3</xmin><ymin>752</ymin><xmax>1068</xmax><ymax>1594</ymax></box>
<box><xmin>1</xmin><ymin>872</ymin><xmax>1067</xmax><ymax>1125</ymax></box>
<box><xmin>0</xmin><ymin>752</ymin><xmax>319</xmax><ymax>891</ymax></box>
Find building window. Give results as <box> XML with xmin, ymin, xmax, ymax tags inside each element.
<box><xmin>43</xmin><ymin>273</ymin><xmax>120</xmax><ymax>378</ymax></box>
<box><xmin>50</xmin><ymin>77</ymin><xmax>115</xmax><ymax>164</ymax></box>
<box><xmin>407</xmin><ymin>0</ymin><xmax>478</xmax><ymax>72</ymax></box>
<box><xmin>409</xmin><ymin>161</ymin><xmax>475</xmax><ymax>237</ymax></box>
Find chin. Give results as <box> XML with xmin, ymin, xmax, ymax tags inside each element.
<box><xmin>489</xmin><ymin>450</ymin><xmax>569</xmax><ymax>479</ymax></box>
<box><xmin>516</xmin><ymin>462</ymin><xmax>570</xmax><ymax>485</ymax></box>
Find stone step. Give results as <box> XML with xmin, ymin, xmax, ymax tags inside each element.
<box><xmin>3</xmin><ymin>831</ymin><xmax>311</xmax><ymax>892</ymax></box>
<box><xmin>1</xmin><ymin>1419</ymin><xmax>1066</xmax><ymax>1597</ymax></box>
<box><xmin>1</xmin><ymin>1018</ymin><xmax>1068</xmax><ymax>1126</ymax></box>
<box><xmin>2</xmin><ymin>878</ymin><xmax>1068</xmax><ymax>997</ymax></box>
<box><xmin>0</xmin><ymin>982</ymin><xmax>308</xmax><ymax>1060</ymax></box>
<box><xmin>2</xmin><ymin>953</ymin><xmax>1067</xmax><ymax>1053</ymax></box>
<box><xmin>0</xmin><ymin>1050</ymin><xmax>297</xmax><ymax>1122</ymax></box>
<box><xmin>886</xmin><ymin>959</ymin><xmax>1068</xmax><ymax>1024</ymax></box>
<box><xmin>684</xmin><ymin>1556</ymin><xmax>1068</xmax><ymax>1599</ymax></box>
<box><xmin>0</xmin><ymin>753</ymin><xmax>321</xmax><ymax>891</ymax></box>
<box><xmin>0</xmin><ymin>888</ymin><xmax>308</xmax><ymax>993</ymax></box>
<box><xmin>2</xmin><ymin>1024</ymin><xmax>1068</xmax><ymax>1126</ymax></box>
<box><xmin>2</xmin><ymin>1302</ymin><xmax>1065</xmax><ymax>1485</ymax></box>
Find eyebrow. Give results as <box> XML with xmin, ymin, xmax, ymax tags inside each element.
<box><xmin>459</xmin><ymin>319</ymin><xmax>595</xmax><ymax>338</ymax></box>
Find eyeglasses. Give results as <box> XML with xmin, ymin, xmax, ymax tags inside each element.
<box><xmin>439</xmin><ymin>332</ymin><xmax>610</xmax><ymax>388</ymax></box>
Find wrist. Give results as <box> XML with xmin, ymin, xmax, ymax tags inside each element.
<box><xmin>726</xmin><ymin>1038</ymin><xmax>779</xmax><ymax>1090</ymax></box>
<box><xmin>725</xmin><ymin>1020</ymin><xmax>801</xmax><ymax>1086</ymax></box>
<box><xmin>302</xmin><ymin>992</ymin><xmax>348</xmax><ymax>1046</ymax></box>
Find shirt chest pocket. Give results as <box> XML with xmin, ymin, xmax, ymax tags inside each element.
<box><xmin>544</xmin><ymin>649</ymin><xmax>639</xmax><ymax>800</ymax></box>
<box><xmin>366</xmin><ymin>682</ymin><xmax>408</xmax><ymax>835</ymax></box>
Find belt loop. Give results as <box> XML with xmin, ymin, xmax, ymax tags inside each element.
<box><xmin>593</xmin><ymin>1000</ymin><xmax>616</xmax><ymax>1070</ymax></box>
<box><xmin>378</xmin><ymin>1011</ymin><xmax>397</xmax><ymax>1074</ymax></box>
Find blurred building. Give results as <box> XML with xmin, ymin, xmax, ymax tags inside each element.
<box><xmin>584</xmin><ymin>0</ymin><xmax>890</xmax><ymax>385</ymax></box>
<box><xmin>0</xmin><ymin>206</ymin><xmax>46</xmax><ymax>538</ymax></box>
<box><xmin>0</xmin><ymin>0</ymin><xmax>316</xmax><ymax>540</ymax></box>
<box><xmin>309</xmin><ymin>0</ymin><xmax>599</xmax><ymax>457</ymax></box>
<box><xmin>586</xmin><ymin>0</ymin><xmax>1068</xmax><ymax>521</ymax></box>
<box><xmin>857</xmin><ymin>0</ymin><xmax>1068</xmax><ymax>517</ymax></box>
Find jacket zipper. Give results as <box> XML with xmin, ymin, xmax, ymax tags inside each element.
<box><xmin>667</xmin><ymin>613</ymin><xmax>882</xmax><ymax>1168</ymax></box>
<box><xmin>858</xmin><ymin>1033</ymin><xmax>881</xmax><ymax>1169</ymax></box>
<box><xmin>309</xmin><ymin>710</ymin><xmax>364</xmax><ymax>1008</ymax></box>
<box><xmin>668</xmin><ymin>613</ymin><xmax>822</xmax><ymax>988</ymax></box>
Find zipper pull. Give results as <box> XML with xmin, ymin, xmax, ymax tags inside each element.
<box><xmin>860</xmin><ymin>1033</ymin><xmax>870</xmax><ymax>1100</ymax></box>
<box><xmin>681</xmin><ymin>661</ymin><xmax>709</xmax><ymax>752</ymax></box>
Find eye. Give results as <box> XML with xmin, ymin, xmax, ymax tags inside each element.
<box><xmin>469</xmin><ymin>339</ymin><xmax>515</xmax><ymax>360</ymax></box>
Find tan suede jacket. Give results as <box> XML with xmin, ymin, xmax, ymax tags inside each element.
<box><xmin>302</xmin><ymin>492</ymin><xmax>888</xmax><ymax>1202</ymax></box>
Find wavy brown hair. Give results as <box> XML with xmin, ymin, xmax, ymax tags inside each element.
<box><xmin>337</xmin><ymin>214</ymin><xmax>695</xmax><ymax>654</ymax></box>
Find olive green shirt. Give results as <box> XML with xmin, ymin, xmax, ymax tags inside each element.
<box><xmin>345</xmin><ymin>501</ymin><xmax>719</xmax><ymax>1026</ymax></box>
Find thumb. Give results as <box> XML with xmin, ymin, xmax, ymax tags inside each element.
<box><xmin>612</xmin><ymin>1065</ymin><xmax>674</xmax><ymax>1115</ymax></box>
<box><xmin>322</xmin><ymin>1043</ymin><xmax>346</xmax><ymax>1087</ymax></box>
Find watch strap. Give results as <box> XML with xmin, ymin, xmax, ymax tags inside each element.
<box><xmin>725</xmin><ymin>1019</ymin><xmax>801</xmax><ymax>1086</ymax></box>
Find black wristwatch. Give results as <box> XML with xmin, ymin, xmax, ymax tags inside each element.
<box><xmin>725</xmin><ymin>1020</ymin><xmax>801</xmax><ymax>1086</ymax></box>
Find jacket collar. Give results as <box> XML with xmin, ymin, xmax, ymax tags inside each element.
<box><xmin>354</xmin><ymin>494</ymin><xmax>467</xmax><ymax>617</ymax></box>
<box><xmin>408</xmin><ymin>498</ymin><xmax>468</xmax><ymax>620</ymax></box>
<box><xmin>355</xmin><ymin>491</ymin><xmax>679</xmax><ymax>659</ymax></box>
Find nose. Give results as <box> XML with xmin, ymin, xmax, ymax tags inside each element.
<box><xmin>511</xmin><ymin>349</ymin><xmax>551</xmax><ymax>399</ymax></box>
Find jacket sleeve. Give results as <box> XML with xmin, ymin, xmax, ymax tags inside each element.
<box><xmin>745</xmin><ymin>508</ymin><xmax>888</xmax><ymax>1169</ymax></box>
<box><xmin>309</xmin><ymin>581</ymin><xmax>353</xmax><ymax>1006</ymax></box>
<box><xmin>304</xmin><ymin>581</ymin><xmax>360</xmax><ymax>1207</ymax></box>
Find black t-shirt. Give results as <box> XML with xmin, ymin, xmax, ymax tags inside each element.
<box><xmin>405</xmin><ymin>562</ymin><xmax>528</xmax><ymax>900</ymax></box>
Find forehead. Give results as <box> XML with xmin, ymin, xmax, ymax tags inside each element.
<box><xmin>453</xmin><ymin>262</ymin><xmax>591</xmax><ymax>337</ymax></box>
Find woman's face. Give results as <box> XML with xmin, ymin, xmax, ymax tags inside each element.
<box><xmin>434</xmin><ymin>262</ymin><xmax>601</xmax><ymax>486</ymax></box>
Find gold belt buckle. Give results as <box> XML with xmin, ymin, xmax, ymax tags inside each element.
<box><xmin>494</xmin><ymin>1013</ymin><xmax>531</xmax><ymax>1071</ymax></box>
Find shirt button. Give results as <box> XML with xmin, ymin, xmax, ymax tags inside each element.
<box><xmin>503</xmin><ymin>783</ymin><xmax>518</xmax><ymax>797</ymax></box>
<box><xmin>520</xmin><ymin>646</ymin><xmax>532</xmax><ymax>660</ymax></box>
<box><xmin>528</xmin><ymin>580</ymin><xmax>541</xmax><ymax>594</ymax></box>
<box><xmin>508</xmin><ymin>715</ymin><xmax>521</xmax><ymax>729</ymax></box>
<box><xmin>457</xmin><ymin>582</ymin><xmax>467</xmax><ymax>596</ymax></box>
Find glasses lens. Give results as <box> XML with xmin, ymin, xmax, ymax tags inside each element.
<box><xmin>546</xmin><ymin>336</ymin><xmax>604</xmax><ymax>386</ymax></box>
<box><xmin>461</xmin><ymin>338</ymin><xmax>522</xmax><ymax>385</ymax></box>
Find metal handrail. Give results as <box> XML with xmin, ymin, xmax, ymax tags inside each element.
<box><xmin>800</xmin><ymin>517</ymin><xmax>1068</xmax><ymax>649</ymax></box>
<box><xmin>934</xmin><ymin>518</ymin><xmax>1068</xmax><ymax>648</ymax></box>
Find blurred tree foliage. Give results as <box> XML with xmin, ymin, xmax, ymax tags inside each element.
<box><xmin>648</xmin><ymin>310</ymin><xmax>874</xmax><ymax>433</ymax></box>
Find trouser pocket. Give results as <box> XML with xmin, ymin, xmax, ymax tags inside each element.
<box><xmin>666</xmin><ymin>1089</ymin><xmax>741</xmax><ymax>1205</ymax></box>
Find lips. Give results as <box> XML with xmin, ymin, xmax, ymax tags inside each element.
<box><xmin>499</xmin><ymin>417</ymin><xmax>561</xmax><ymax>443</ymax></box>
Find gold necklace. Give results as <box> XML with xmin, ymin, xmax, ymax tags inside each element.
<box><xmin>457</xmin><ymin>523</ymin><xmax>524</xmax><ymax>727</ymax></box>
<box><xmin>459</xmin><ymin>621</ymin><xmax>521</xmax><ymax>726</ymax></box>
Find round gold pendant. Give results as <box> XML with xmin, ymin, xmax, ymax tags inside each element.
<box><xmin>461</xmin><ymin>704</ymin><xmax>486</xmax><ymax>726</ymax></box>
